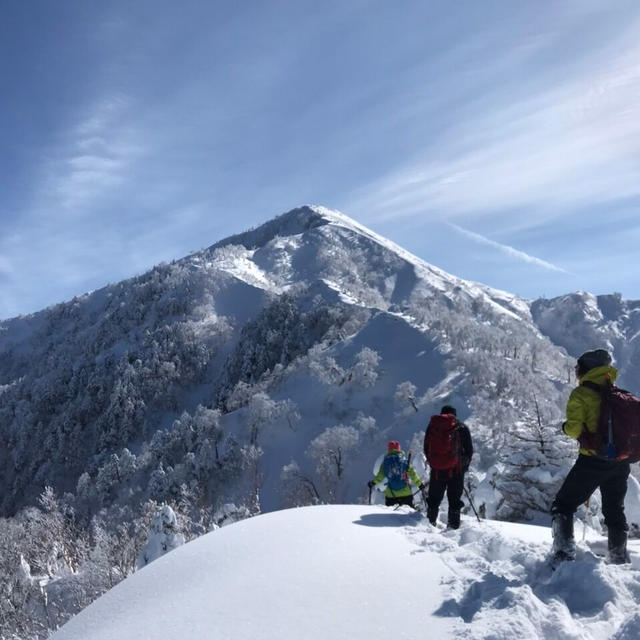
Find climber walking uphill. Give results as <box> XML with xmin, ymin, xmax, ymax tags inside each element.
<box><xmin>424</xmin><ymin>405</ymin><xmax>473</xmax><ymax>529</ymax></box>
<box><xmin>370</xmin><ymin>441</ymin><xmax>424</xmax><ymax>507</ymax></box>
<box><xmin>551</xmin><ymin>349</ymin><xmax>639</xmax><ymax>566</ymax></box>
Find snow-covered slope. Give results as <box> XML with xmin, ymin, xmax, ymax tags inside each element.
<box><xmin>51</xmin><ymin>504</ymin><xmax>640</xmax><ymax>640</ymax></box>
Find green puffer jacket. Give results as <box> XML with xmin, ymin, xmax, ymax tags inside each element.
<box><xmin>373</xmin><ymin>451</ymin><xmax>422</xmax><ymax>498</ymax></box>
<box><xmin>563</xmin><ymin>364</ymin><xmax>618</xmax><ymax>455</ymax></box>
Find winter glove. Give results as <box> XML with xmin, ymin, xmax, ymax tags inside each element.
<box><xmin>419</xmin><ymin>483</ymin><xmax>426</xmax><ymax>490</ymax></box>
<box><xmin>367</xmin><ymin>481</ymin><xmax>375</xmax><ymax>489</ymax></box>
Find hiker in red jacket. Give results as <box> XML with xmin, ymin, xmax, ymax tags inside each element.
<box><xmin>423</xmin><ymin>405</ymin><xmax>473</xmax><ymax>529</ymax></box>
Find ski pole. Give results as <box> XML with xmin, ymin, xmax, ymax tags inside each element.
<box><xmin>463</xmin><ymin>485</ymin><xmax>481</xmax><ymax>522</ymax></box>
<box><xmin>411</xmin><ymin>482</ymin><xmax>427</xmax><ymax>498</ymax></box>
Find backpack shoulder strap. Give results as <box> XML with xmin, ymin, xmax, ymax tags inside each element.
<box><xmin>581</xmin><ymin>380</ymin><xmax>602</xmax><ymax>394</ymax></box>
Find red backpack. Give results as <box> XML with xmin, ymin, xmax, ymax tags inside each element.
<box><xmin>580</xmin><ymin>380</ymin><xmax>640</xmax><ymax>463</ymax></box>
<box><xmin>424</xmin><ymin>413</ymin><xmax>462</xmax><ymax>471</ymax></box>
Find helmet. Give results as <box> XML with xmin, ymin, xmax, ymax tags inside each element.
<box><xmin>577</xmin><ymin>349</ymin><xmax>612</xmax><ymax>374</ymax></box>
<box><xmin>387</xmin><ymin>440</ymin><xmax>401</xmax><ymax>452</ymax></box>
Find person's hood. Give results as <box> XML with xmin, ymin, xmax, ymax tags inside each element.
<box><xmin>579</xmin><ymin>364</ymin><xmax>618</xmax><ymax>385</ymax></box>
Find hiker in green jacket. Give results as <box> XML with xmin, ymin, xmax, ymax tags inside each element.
<box><xmin>369</xmin><ymin>441</ymin><xmax>424</xmax><ymax>507</ymax></box>
<box><xmin>551</xmin><ymin>349</ymin><xmax>631</xmax><ymax>565</ymax></box>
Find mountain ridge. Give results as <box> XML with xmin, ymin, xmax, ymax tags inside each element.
<box><xmin>2</xmin><ymin>207</ymin><xmax>639</xmax><ymax>516</ymax></box>
<box><xmin>0</xmin><ymin>206</ymin><xmax>636</xmax><ymax>517</ymax></box>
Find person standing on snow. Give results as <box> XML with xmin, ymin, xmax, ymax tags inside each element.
<box><xmin>369</xmin><ymin>440</ymin><xmax>424</xmax><ymax>507</ymax></box>
<box><xmin>423</xmin><ymin>405</ymin><xmax>473</xmax><ymax>529</ymax></box>
<box><xmin>551</xmin><ymin>349</ymin><xmax>631</xmax><ymax>565</ymax></box>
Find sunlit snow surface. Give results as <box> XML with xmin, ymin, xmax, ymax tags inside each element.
<box><xmin>52</xmin><ymin>505</ymin><xmax>640</xmax><ymax>640</ymax></box>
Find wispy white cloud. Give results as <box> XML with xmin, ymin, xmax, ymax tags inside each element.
<box><xmin>447</xmin><ymin>222</ymin><xmax>572</xmax><ymax>274</ymax></box>
<box><xmin>44</xmin><ymin>96</ymin><xmax>146</xmax><ymax>212</ymax></box>
<box><xmin>352</xmin><ymin>18</ymin><xmax>640</xmax><ymax>232</ymax></box>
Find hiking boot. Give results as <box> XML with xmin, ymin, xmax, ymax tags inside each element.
<box><xmin>448</xmin><ymin>510</ymin><xmax>460</xmax><ymax>530</ymax></box>
<box><xmin>550</xmin><ymin>549</ymin><xmax>575</xmax><ymax>570</ymax></box>
<box><xmin>608</xmin><ymin>528</ymin><xmax>630</xmax><ymax>565</ymax></box>
<box><xmin>427</xmin><ymin>508</ymin><xmax>438</xmax><ymax>526</ymax></box>
<box><xmin>551</xmin><ymin>513</ymin><xmax>576</xmax><ymax>562</ymax></box>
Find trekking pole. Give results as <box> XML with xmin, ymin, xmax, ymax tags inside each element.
<box><xmin>421</xmin><ymin>482</ymin><xmax>429</xmax><ymax>506</ymax></box>
<box><xmin>367</xmin><ymin>482</ymin><xmax>373</xmax><ymax>505</ymax></box>
<box><xmin>582</xmin><ymin>497</ymin><xmax>590</xmax><ymax>541</ymax></box>
<box><xmin>420</xmin><ymin>483</ymin><xmax>429</xmax><ymax>516</ymax></box>
<box><xmin>463</xmin><ymin>485</ymin><xmax>481</xmax><ymax>522</ymax></box>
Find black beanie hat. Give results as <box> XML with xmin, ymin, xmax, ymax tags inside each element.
<box><xmin>440</xmin><ymin>405</ymin><xmax>457</xmax><ymax>416</ymax></box>
<box><xmin>577</xmin><ymin>349</ymin><xmax>612</xmax><ymax>374</ymax></box>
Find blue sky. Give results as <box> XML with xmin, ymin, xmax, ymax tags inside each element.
<box><xmin>2</xmin><ymin>1</ymin><xmax>639</xmax><ymax>319</ymax></box>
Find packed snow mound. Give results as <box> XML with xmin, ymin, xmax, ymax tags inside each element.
<box><xmin>52</xmin><ymin>505</ymin><xmax>640</xmax><ymax>640</ymax></box>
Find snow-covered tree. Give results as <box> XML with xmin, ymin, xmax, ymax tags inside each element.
<box><xmin>496</xmin><ymin>397</ymin><xmax>572</xmax><ymax>520</ymax></box>
<box><xmin>395</xmin><ymin>381</ymin><xmax>419</xmax><ymax>413</ymax></box>
<box><xmin>353</xmin><ymin>413</ymin><xmax>380</xmax><ymax>442</ymax></box>
<box><xmin>248</xmin><ymin>393</ymin><xmax>280</xmax><ymax>445</ymax></box>
<box><xmin>279</xmin><ymin>461</ymin><xmax>320</xmax><ymax>508</ymax></box>
<box><xmin>247</xmin><ymin>392</ymin><xmax>299</xmax><ymax>446</ymax></box>
<box><xmin>307</xmin><ymin>344</ymin><xmax>346</xmax><ymax>386</ymax></box>
<box><xmin>306</xmin><ymin>425</ymin><xmax>360</xmax><ymax>502</ymax></box>
<box><xmin>347</xmin><ymin>347</ymin><xmax>381</xmax><ymax>388</ymax></box>
<box><xmin>193</xmin><ymin>406</ymin><xmax>223</xmax><ymax>461</ymax></box>
<box><xmin>137</xmin><ymin>504</ymin><xmax>185</xmax><ymax>568</ymax></box>
<box><xmin>212</xmin><ymin>503</ymin><xmax>251</xmax><ymax>528</ymax></box>
<box><xmin>147</xmin><ymin>464</ymin><xmax>170</xmax><ymax>502</ymax></box>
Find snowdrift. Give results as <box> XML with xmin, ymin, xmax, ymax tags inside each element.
<box><xmin>52</xmin><ymin>505</ymin><xmax>640</xmax><ymax>640</ymax></box>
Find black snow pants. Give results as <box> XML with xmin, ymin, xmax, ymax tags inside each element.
<box><xmin>551</xmin><ymin>454</ymin><xmax>630</xmax><ymax>531</ymax></box>
<box><xmin>385</xmin><ymin>494</ymin><xmax>415</xmax><ymax>508</ymax></box>
<box><xmin>427</xmin><ymin>469</ymin><xmax>465</xmax><ymax>519</ymax></box>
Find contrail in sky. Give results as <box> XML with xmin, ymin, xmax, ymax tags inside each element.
<box><xmin>447</xmin><ymin>222</ymin><xmax>572</xmax><ymax>274</ymax></box>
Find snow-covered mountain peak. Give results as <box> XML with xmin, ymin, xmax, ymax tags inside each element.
<box><xmin>193</xmin><ymin>205</ymin><xmax>534</xmax><ymax>323</ymax></box>
<box><xmin>207</xmin><ymin>205</ymin><xmax>333</xmax><ymax>253</ymax></box>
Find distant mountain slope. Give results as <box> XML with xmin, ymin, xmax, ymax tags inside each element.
<box><xmin>0</xmin><ymin>205</ymin><xmax>627</xmax><ymax>521</ymax></box>
<box><xmin>531</xmin><ymin>291</ymin><xmax>640</xmax><ymax>388</ymax></box>
<box><xmin>50</xmin><ymin>504</ymin><xmax>640</xmax><ymax>640</ymax></box>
